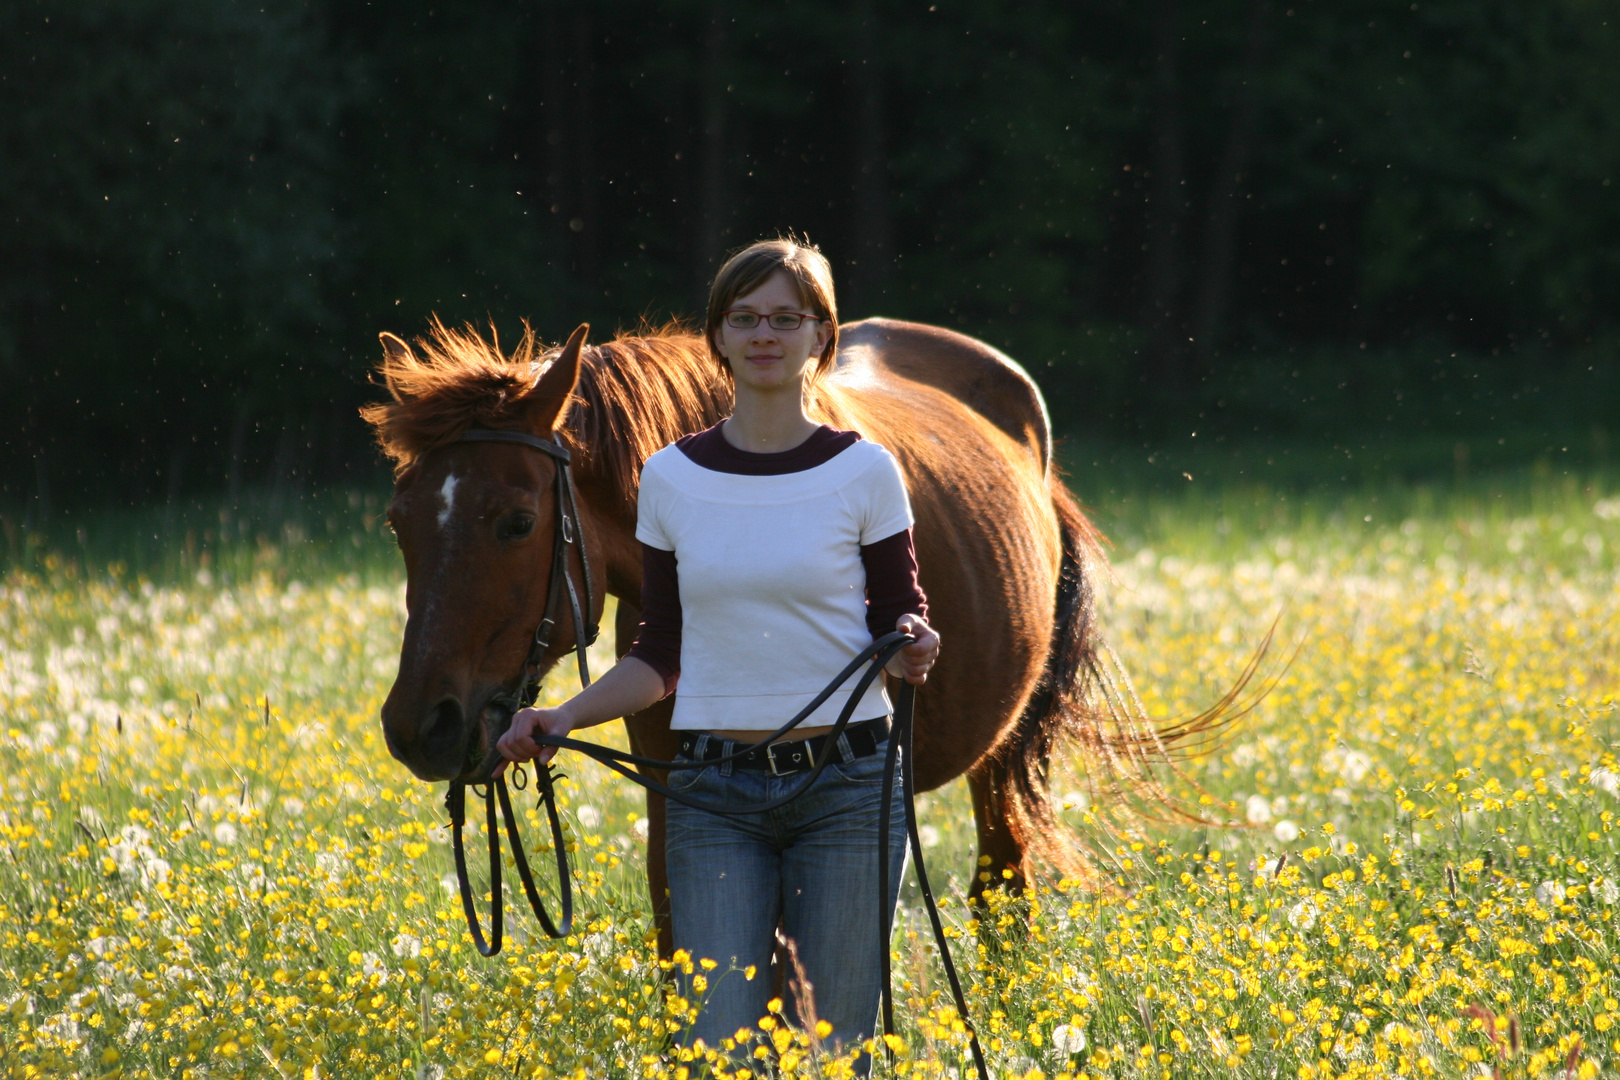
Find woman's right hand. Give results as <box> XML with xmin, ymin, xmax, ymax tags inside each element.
<box><xmin>491</xmin><ymin>656</ymin><xmax>669</xmax><ymax>776</ymax></box>
<box><xmin>495</xmin><ymin>704</ymin><xmax>576</xmax><ymax>774</ymax></box>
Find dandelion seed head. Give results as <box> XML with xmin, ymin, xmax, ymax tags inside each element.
<box><xmin>1245</xmin><ymin>794</ymin><xmax>1273</xmax><ymax>824</ymax></box>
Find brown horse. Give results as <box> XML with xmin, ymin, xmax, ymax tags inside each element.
<box><xmin>365</xmin><ymin>318</ymin><xmax>1243</xmax><ymax>950</ymax></box>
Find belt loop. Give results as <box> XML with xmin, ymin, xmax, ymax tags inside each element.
<box><xmin>717</xmin><ymin>735</ymin><xmax>735</xmax><ymax>778</ymax></box>
<box><xmin>694</xmin><ymin>733</ymin><xmax>710</xmax><ymax>760</ymax></box>
<box><xmin>836</xmin><ymin>732</ymin><xmax>855</xmax><ymax>763</ymax></box>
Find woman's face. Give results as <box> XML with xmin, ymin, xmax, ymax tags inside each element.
<box><xmin>712</xmin><ymin>270</ymin><xmax>833</xmax><ymax>394</ymax></box>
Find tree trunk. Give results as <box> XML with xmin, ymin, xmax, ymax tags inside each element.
<box><xmin>696</xmin><ymin>0</ymin><xmax>730</xmax><ymax>292</ymax></box>
<box><xmin>163</xmin><ymin>438</ymin><xmax>188</xmax><ymax>538</ymax></box>
<box><xmin>571</xmin><ymin>9</ymin><xmax>600</xmax><ymax>286</ymax></box>
<box><xmin>268</xmin><ymin>418</ymin><xmax>297</xmax><ymax>521</ymax></box>
<box><xmin>1141</xmin><ymin>0</ymin><xmax>1188</xmax><ymax>399</ymax></box>
<box><xmin>848</xmin><ymin>0</ymin><xmax>893</xmax><ymax>314</ymax></box>
<box><xmin>225</xmin><ymin>396</ymin><xmax>253</xmax><ymax>514</ymax></box>
<box><xmin>542</xmin><ymin>4</ymin><xmax>574</xmax><ymax>277</ymax></box>
<box><xmin>1191</xmin><ymin>0</ymin><xmax>1271</xmax><ymax>365</ymax></box>
<box><xmin>31</xmin><ymin>446</ymin><xmax>50</xmax><ymax>534</ymax></box>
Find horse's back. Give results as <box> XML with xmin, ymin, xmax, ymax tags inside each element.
<box><xmin>835</xmin><ymin>318</ymin><xmax>1051</xmax><ymax>475</ymax></box>
<box><xmin>818</xmin><ymin>323</ymin><xmax>1063</xmax><ymax>789</ymax></box>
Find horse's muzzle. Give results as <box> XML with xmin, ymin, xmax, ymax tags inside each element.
<box><xmin>383</xmin><ymin>694</ymin><xmax>478</xmax><ymax>782</ymax></box>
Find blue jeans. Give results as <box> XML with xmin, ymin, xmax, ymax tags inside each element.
<box><xmin>665</xmin><ymin>731</ymin><xmax>906</xmax><ymax>1074</ymax></box>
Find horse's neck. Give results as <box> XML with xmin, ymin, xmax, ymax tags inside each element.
<box><xmin>572</xmin><ymin>334</ymin><xmax>732</xmax><ymax>486</ymax></box>
<box><xmin>806</xmin><ymin>384</ymin><xmax>861</xmax><ymax>435</ymax></box>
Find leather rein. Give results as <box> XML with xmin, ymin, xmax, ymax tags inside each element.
<box><xmin>442</xmin><ymin>427</ymin><xmax>598</xmax><ymax>953</ymax></box>
<box><xmin>437</xmin><ymin>427</ymin><xmax>989</xmax><ymax>1080</ymax></box>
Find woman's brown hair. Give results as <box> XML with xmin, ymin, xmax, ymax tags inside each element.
<box><xmin>704</xmin><ymin>238</ymin><xmax>839</xmax><ymax>381</ymax></box>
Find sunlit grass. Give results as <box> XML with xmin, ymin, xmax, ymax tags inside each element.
<box><xmin>1</xmin><ymin>469</ymin><xmax>1617</xmax><ymax>1078</ymax></box>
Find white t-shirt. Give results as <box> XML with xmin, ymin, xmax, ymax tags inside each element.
<box><xmin>635</xmin><ymin>438</ymin><xmax>914</xmax><ymax>730</ymax></box>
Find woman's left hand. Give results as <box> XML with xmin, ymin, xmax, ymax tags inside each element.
<box><xmin>887</xmin><ymin>613</ymin><xmax>941</xmax><ymax>685</ymax></box>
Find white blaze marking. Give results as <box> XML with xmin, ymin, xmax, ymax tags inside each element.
<box><xmin>436</xmin><ymin>473</ymin><xmax>460</xmax><ymax>528</ymax></box>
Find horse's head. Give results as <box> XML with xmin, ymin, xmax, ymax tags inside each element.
<box><xmin>373</xmin><ymin>324</ymin><xmax>603</xmax><ymax>782</ymax></box>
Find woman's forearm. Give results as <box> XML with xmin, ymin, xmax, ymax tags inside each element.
<box><xmin>558</xmin><ymin>655</ymin><xmax>668</xmax><ymax>730</ymax></box>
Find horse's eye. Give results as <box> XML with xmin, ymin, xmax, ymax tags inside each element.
<box><xmin>501</xmin><ymin>513</ymin><xmax>536</xmax><ymax>541</ymax></box>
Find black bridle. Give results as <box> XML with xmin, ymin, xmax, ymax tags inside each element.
<box><xmin>456</xmin><ymin>428</ymin><xmax>599</xmax><ymax>702</ymax></box>
<box><xmin>436</xmin><ymin>427</ymin><xmax>989</xmax><ymax>1080</ymax></box>
<box><xmin>441</xmin><ymin>427</ymin><xmax>596</xmax><ymax>955</ymax></box>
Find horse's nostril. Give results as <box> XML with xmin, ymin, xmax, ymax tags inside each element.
<box><xmin>422</xmin><ymin>697</ymin><xmax>465</xmax><ymax>758</ymax></box>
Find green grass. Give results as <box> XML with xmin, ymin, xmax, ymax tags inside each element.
<box><xmin>2</xmin><ymin>449</ymin><xmax>1618</xmax><ymax>1079</ymax></box>
<box><xmin>1</xmin><ymin>485</ymin><xmax>400</xmax><ymax>586</ymax></box>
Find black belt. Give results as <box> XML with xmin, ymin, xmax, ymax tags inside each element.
<box><xmin>677</xmin><ymin>716</ymin><xmax>890</xmax><ymax>775</ymax></box>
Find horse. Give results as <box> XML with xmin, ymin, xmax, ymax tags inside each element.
<box><xmin>364</xmin><ymin>317</ymin><xmax>1247</xmax><ymax>952</ymax></box>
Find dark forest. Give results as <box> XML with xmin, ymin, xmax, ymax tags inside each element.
<box><xmin>4</xmin><ymin>0</ymin><xmax>1617</xmax><ymax>513</ymax></box>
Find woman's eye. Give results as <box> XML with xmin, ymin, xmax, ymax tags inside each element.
<box><xmin>501</xmin><ymin>514</ymin><xmax>536</xmax><ymax>541</ymax></box>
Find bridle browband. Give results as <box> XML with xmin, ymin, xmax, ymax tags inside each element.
<box><xmin>428</xmin><ymin>427</ymin><xmax>990</xmax><ymax>1080</ymax></box>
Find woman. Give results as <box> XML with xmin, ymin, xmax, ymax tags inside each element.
<box><xmin>496</xmin><ymin>238</ymin><xmax>940</xmax><ymax>1071</ymax></box>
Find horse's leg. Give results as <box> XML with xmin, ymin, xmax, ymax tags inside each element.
<box><xmin>966</xmin><ymin>759</ymin><xmax>1029</xmax><ymax>903</ymax></box>
<box><xmin>615</xmin><ymin>601</ymin><xmax>678</xmax><ymax>960</ymax></box>
<box><xmin>625</xmin><ymin>703</ymin><xmax>675</xmax><ymax>958</ymax></box>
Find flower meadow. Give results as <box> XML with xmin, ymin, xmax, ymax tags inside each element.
<box><xmin>2</xmin><ymin>476</ymin><xmax>1618</xmax><ymax>1079</ymax></box>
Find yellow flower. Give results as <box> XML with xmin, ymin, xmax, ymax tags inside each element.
<box><xmin>6</xmin><ymin>484</ymin><xmax>1616</xmax><ymax>1079</ymax></box>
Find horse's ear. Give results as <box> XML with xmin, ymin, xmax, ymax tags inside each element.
<box><xmin>377</xmin><ymin>332</ymin><xmax>416</xmax><ymax>400</ymax></box>
<box><xmin>523</xmin><ymin>323</ymin><xmax>588</xmax><ymax>434</ymax></box>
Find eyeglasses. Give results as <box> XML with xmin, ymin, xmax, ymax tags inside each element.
<box><xmin>721</xmin><ymin>309</ymin><xmax>824</xmax><ymax>331</ymax></box>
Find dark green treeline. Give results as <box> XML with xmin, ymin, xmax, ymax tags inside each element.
<box><xmin>4</xmin><ymin>0</ymin><xmax>1617</xmax><ymax>511</ymax></box>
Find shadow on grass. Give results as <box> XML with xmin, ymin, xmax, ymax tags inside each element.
<box><xmin>3</xmin><ymin>428</ymin><xmax>1617</xmax><ymax>582</ymax></box>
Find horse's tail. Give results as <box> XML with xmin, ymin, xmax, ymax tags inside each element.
<box><xmin>999</xmin><ymin>481</ymin><xmax>1274</xmax><ymax>882</ymax></box>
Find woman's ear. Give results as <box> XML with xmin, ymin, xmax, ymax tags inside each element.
<box><xmin>812</xmin><ymin>319</ymin><xmax>834</xmax><ymax>362</ymax></box>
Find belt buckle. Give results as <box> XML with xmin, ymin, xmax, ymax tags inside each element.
<box><xmin>766</xmin><ymin>741</ymin><xmax>796</xmax><ymax>776</ymax></box>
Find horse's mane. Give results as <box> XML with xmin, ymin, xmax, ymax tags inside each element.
<box><xmin>361</xmin><ymin>318</ymin><xmax>733</xmax><ymax>497</ymax></box>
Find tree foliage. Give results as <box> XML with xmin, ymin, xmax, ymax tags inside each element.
<box><xmin>3</xmin><ymin>0</ymin><xmax>1616</xmax><ymax>506</ymax></box>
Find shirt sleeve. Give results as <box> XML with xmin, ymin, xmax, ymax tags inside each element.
<box><xmin>633</xmin><ymin>457</ymin><xmax>675</xmax><ymax>551</ymax></box>
<box><xmin>857</xmin><ymin>446</ymin><xmax>915</xmax><ymax>545</ymax></box>
<box><xmin>624</xmin><ymin>544</ymin><xmax>681</xmax><ymax>697</ymax></box>
<box><xmin>861</xmin><ymin>527</ymin><xmax>928</xmax><ymax>638</ymax></box>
